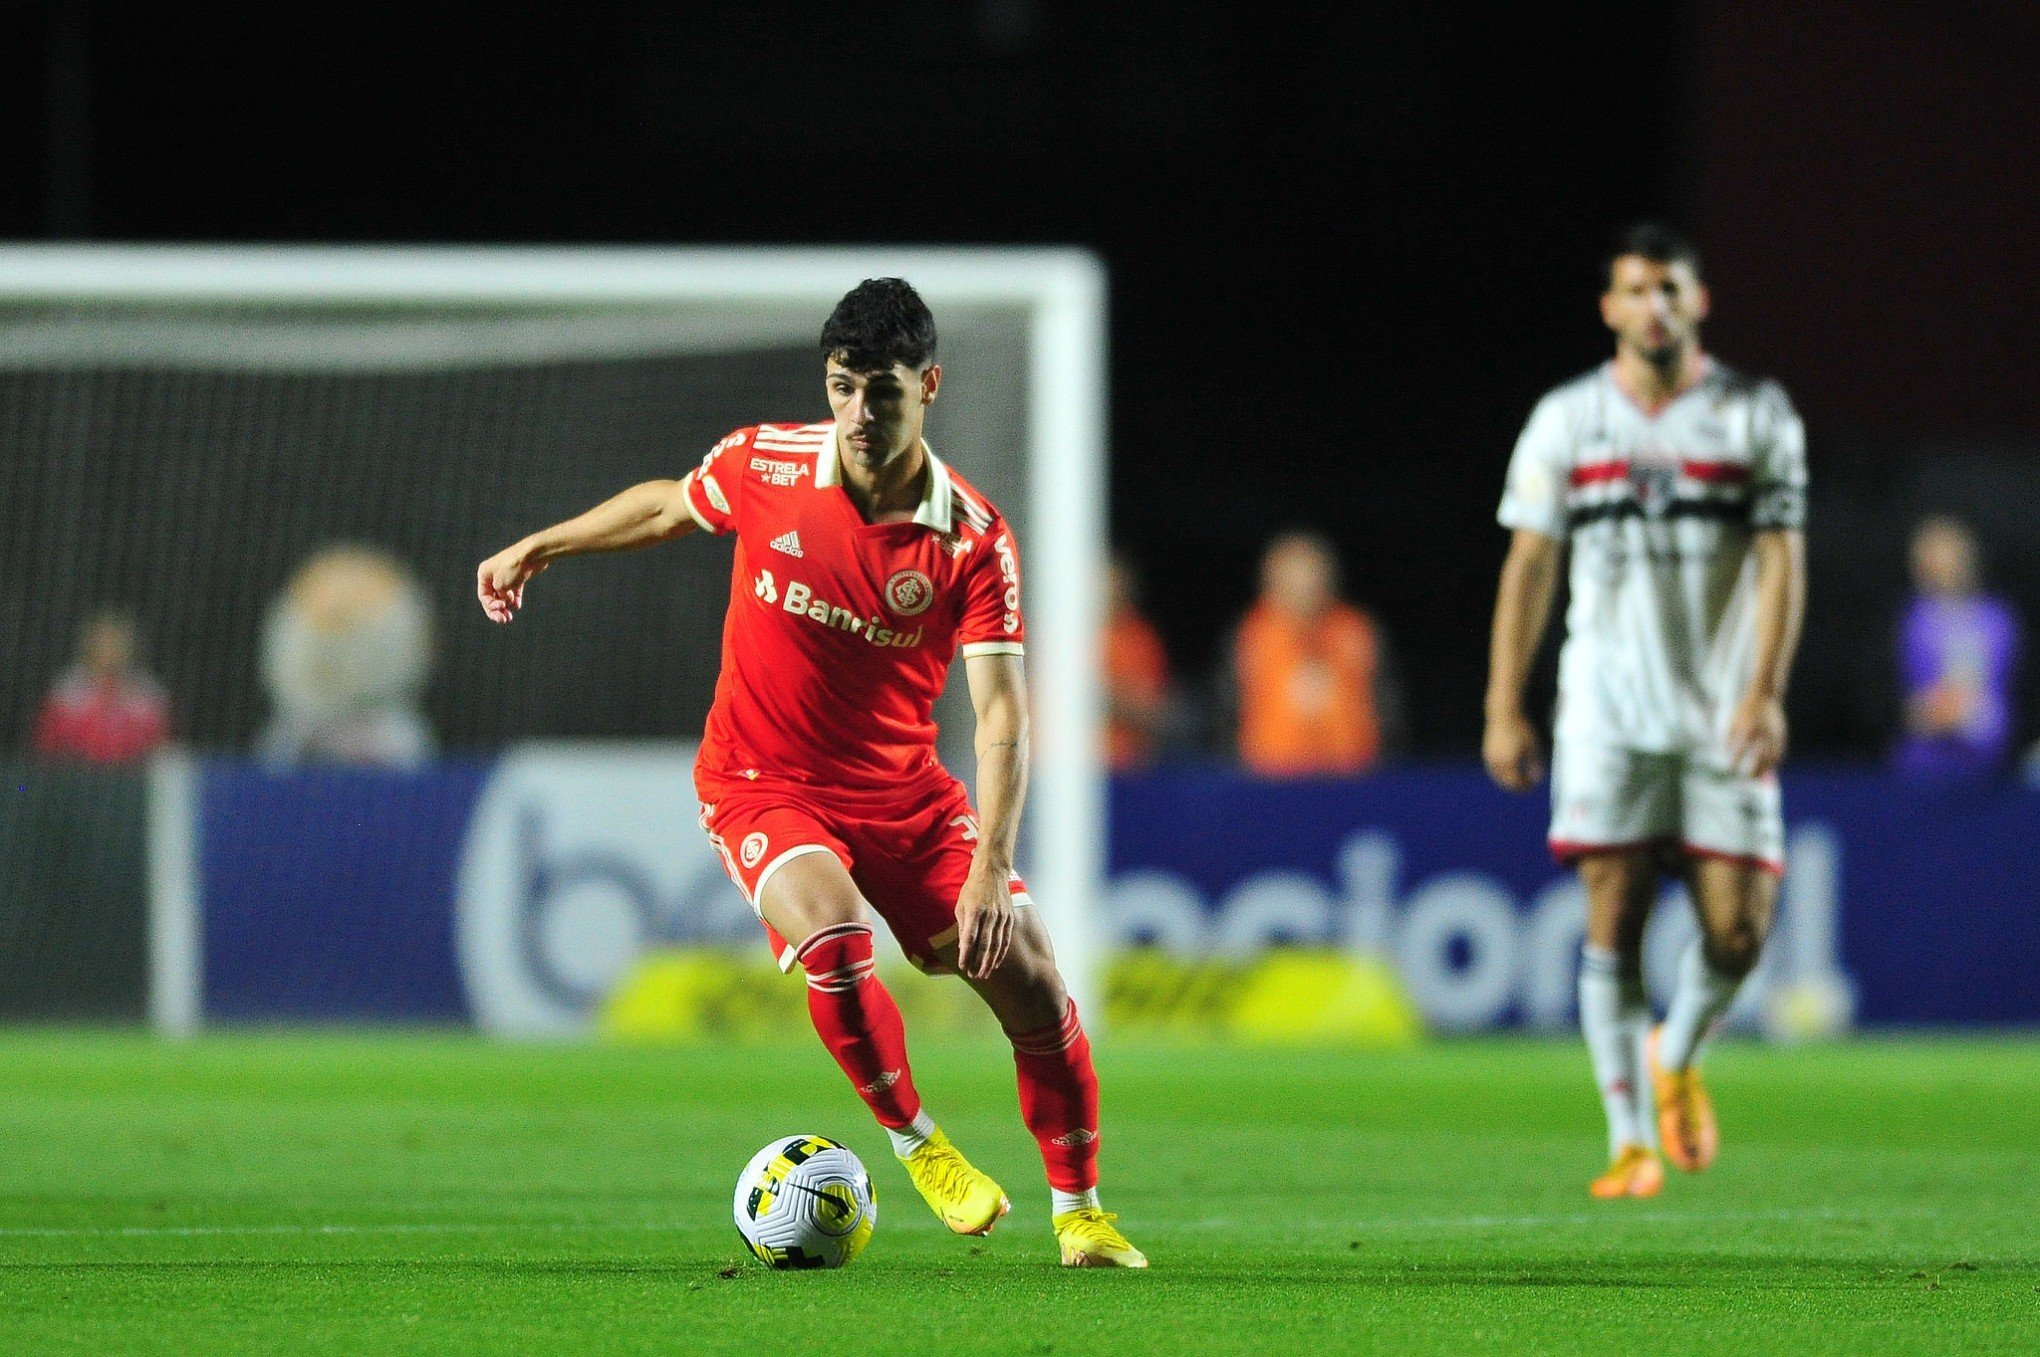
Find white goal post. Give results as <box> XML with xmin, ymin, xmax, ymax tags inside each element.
<box><xmin>0</xmin><ymin>244</ymin><xmax>1109</xmax><ymax>1023</ymax></box>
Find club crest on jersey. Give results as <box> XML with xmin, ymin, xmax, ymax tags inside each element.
<box><xmin>1630</xmin><ymin>461</ymin><xmax>1678</xmax><ymax>519</ymax></box>
<box><xmin>780</xmin><ymin>579</ymin><xmax>925</xmax><ymax>648</ymax></box>
<box><xmin>884</xmin><ymin>569</ymin><xmax>936</xmax><ymax>617</ymax></box>
<box><xmin>739</xmin><ymin>832</ymin><xmax>768</xmax><ymax>868</ymax></box>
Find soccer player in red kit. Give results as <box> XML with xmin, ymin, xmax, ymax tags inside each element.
<box><xmin>476</xmin><ymin>278</ymin><xmax>1145</xmax><ymax>1268</ymax></box>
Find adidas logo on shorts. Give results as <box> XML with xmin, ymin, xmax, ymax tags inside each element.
<box><xmin>770</xmin><ymin>530</ymin><xmax>804</xmax><ymax>558</ymax></box>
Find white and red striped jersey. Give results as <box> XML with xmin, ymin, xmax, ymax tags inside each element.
<box><xmin>682</xmin><ymin>422</ymin><xmax>1024</xmax><ymax>797</ymax></box>
<box><xmin>1497</xmin><ymin>359</ymin><xmax>1806</xmax><ymax>756</ymax></box>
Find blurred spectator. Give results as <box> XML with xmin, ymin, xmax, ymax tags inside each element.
<box><xmin>259</xmin><ymin>545</ymin><xmax>435</xmax><ymax>767</ymax></box>
<box><xmin>1895</xmin><ymin>516</ymin><xmax>2023</xmax><ymax>780</ymax></box>
<box><xmin>1103</xmin><ymin>555</ymin><xmax>1171</xmax><ymax>770</ymax></box>
<box><xmin>1230</xmin><ymin>531</ymin><xmax>1401</xmax><ymax>776</ymax></box>
<box><xmin>31</xmin><ymin>610</ymin><xmax>170</xmax><ymax>764</ymax></box>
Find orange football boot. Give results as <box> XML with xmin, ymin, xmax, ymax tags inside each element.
<box><xmin>1589</xmin><ymin>1144</ymin><xmax>1665</xmax><ymax>1199</ymax></box>
<box><xmin>1649</xmin><ymin>1028</ymin><xmax>1719</xmax><ymax>1172</ymax></box>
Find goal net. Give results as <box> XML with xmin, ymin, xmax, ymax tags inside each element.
<box><xmin>0</xmin><ymin>246</ymin><xmax>1106</xmax><ymax>1030</ymax></box>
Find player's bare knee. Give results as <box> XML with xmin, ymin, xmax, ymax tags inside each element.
<box><xmin>1702</xmin><ymin>923</ymin><xmax>1763</xmax><ymax>977</ymax></box>
<box><xmin>1015</xmin><ymin>955</ymin><xmax>1068</xmax><ymax>1011</ymax></box>
<box><xmin>1578</xmin><ymin>854</ymin><xmax>1656</xmax><ymax>954</ymax></box>
<box><xmin>988</xmin><ymin>973</ymin><xmax>1066</xmax><ymax>1034</ymax></box>
<box><xmin>972</xmin><ymin>940</ymin><xmax>1066</xmax><ymax>1031</ymax></box>
<box><xmin>757</xmin><ymin>854</ymin><xmax>866</xmax><ymax>952</ymax></box>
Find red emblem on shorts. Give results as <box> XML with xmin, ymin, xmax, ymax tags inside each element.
<box><xmin>740</xmin><ymin>832</ymin><xmax>768</xmax><ymax>868</ymax></box>
<box><xmin>884</xmin><ymin>569</ymin><xmax>935</xmax><ymax>617</ymax></box>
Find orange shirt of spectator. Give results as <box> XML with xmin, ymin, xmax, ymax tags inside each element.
<box><xmin>1104</xmin><ymin>605</ymin><xmax>1169</xmax><ymax>769</ymax></box>
<box><xmin>1235</xmin><ymin>534</ymin><xmax>1381</xmax><ymax>775</ymax></box>
<box><xmin>1102</xmin><ymin>558</ymin><xmax>1170</xmax><ymax>769</ymax></box>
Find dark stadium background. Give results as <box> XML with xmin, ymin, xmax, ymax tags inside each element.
<box><xmin>6</xmin><ymin>0</ymin><xmax>2039</xmax><ymax>757</ymax></box>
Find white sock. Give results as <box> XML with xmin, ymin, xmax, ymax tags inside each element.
<box><xmin>1659</xmin><ymin>941</ymin><xmax>1743</xmax><ymax>1072</ymax></box>
<box><xmin>1626</xmin><ymin>1022</ymin><xmax>1655</xmax><ymax>1148</ymax></box>
<box><xmin>886</xmin><ymin>1109</ymin><xmax>936</xmax><ymax>1158</ymax></box>
<box><xmin>1579</xmin><ymin>945</ymin><xmax>1654</xmax><ymax>1155</ymax></box>
<box><xmin>1052</xmin><ymin>1187</ymin><xmax>1101</xmax><ymax>1215</ymax></box>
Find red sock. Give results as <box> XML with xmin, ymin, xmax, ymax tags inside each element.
<box><xmin>796</xmin><ymin>923</ymin><xmax>923</xmax><ymax>1130</ymax></box>
<box><xmin>1007</xmin><ymin>1000</ymin><xmax>1100</xmax><ymax>1193</ymax></box>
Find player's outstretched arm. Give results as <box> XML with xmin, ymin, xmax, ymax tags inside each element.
<box><xmin>476</xmin><ymin>476</ymin><xmax>702</xmax><ymax>623</ymax></box>
<box><xmin>1728</xmin><ymin>528</ymin><xmax>1805</xmax><ymax>777</ymax></box>
<box><xmin>1484</xmin><ymin>528</ymin><xmax>1563</xmax><ymax>791</ymax></box>
<box><xmin>956</xmin><ymin>652</ymin><xmax>1029</xmax><ymax>981</ymax></box>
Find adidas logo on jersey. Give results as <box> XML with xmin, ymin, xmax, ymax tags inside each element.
<box><xmin>770</xmin><ymin>530</ymin><xmax>804</xmax><ymax>558</ymax></box>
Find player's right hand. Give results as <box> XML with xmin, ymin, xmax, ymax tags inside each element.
<box><xmin>476</xmin><ymin>545</ymin><xmax>545</xmax><ymax>623</ymax></box>
<box><xmin>1483</xmin><ymin>708</ymin><xmax>1545</xmax><ymax>792</ymax></box>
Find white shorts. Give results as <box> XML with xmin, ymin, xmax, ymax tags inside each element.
<box><xmin>1548</xmin><ymin>741</ymin><xmax>1784</xmax><ymax>874</ymax></box>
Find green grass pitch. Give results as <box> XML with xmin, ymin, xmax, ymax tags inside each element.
<box><xmin>1</xmin><ymin>1031</ymin><xmax>2033</xmax><ymax>1355</ymax></box>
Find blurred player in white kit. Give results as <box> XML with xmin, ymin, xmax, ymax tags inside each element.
<box><xmin>1483</xmin><ymin>225</ymin><xmax>1807</xmax><ymax>1197</ymax></box>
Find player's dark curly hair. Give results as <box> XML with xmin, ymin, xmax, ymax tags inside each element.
<box><xmin>820</xmin><ymin>278</ymin><xmax>938</xmax><ymax>371</ymax></box>
<box><xmin>1604</xmin><ymin>222</ymin><xmax>1701</xmax><ymax>287</ymax></box>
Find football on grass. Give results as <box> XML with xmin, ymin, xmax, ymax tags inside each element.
<box><xmin>733</xmin><ymin>1135</ymin><xmax>877</xmax><ymax>1269</ymax></box>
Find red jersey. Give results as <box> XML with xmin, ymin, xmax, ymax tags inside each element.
<box><xmin>682</xmin><ymin>422</ymin><xmax>1025</xmax><ymax>798</ymax></box>
<box><xmin>33</xmin><ymin>668</ymin><xmax>170</xmax><ymax>765</ymax></box>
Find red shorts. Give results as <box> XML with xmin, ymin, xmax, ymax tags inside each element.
<box><xmin>696</xmin><ymin>773</ymin><xmax>1033</xmax><ymax>975</ymax></box>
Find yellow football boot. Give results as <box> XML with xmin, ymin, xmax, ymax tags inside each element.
<box><xmin>1053</xmin><ymin>1208</ymin><xmax>1149</xmax><ymax>1268</ymax></box>
<box><xmin>1589</xmin><ymin>1144</ymin><xmax>1665</xmax><ymax>1199</ymax></box>
<box><xmin>899</xmin><ymin>1128</ymin><xmax>1010</xmax><ymax>1236</ymax></box>
<box><xmin>1650</xmin><ymin>1028</ymin><xmax>1720</xmax><ymax>1172</ymax></box>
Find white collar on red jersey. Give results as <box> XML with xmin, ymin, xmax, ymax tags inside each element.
<box><xmin>812</xmin><ymin>425</ymin><xmax>956</xmax><ymax>532</ymax></box>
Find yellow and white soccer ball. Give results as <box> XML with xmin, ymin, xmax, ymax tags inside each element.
<box><xmin>733</xmin><ymin>1135</ymin><xmax>876</xmax><ymax>1269</ymax></box>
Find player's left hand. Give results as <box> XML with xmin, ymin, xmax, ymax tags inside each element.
<box><xmin>954</xmin><ymin>862</ymin><xmax>1015</xmax><ymax>981</ymax></box>
<box><xmin>1728</xmin><ymin>690</ymin><xmax>1788</xmax><ymax>777</ymax></box>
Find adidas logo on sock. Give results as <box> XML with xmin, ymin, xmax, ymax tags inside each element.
<box><xmin>770</xmin><ymin>530</ymin><xmax>804</xmax><ymax>557</ymax></box>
